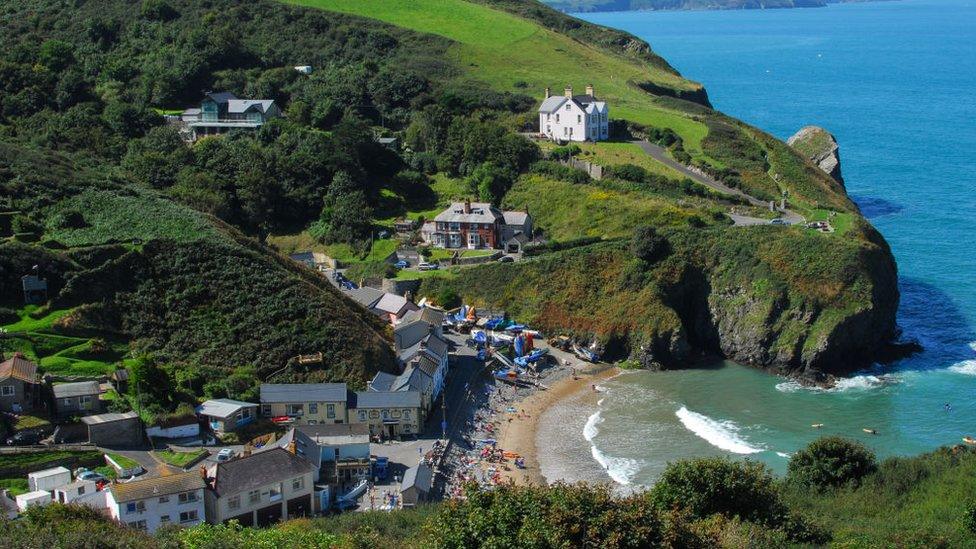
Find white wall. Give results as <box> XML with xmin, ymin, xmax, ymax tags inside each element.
<box><xmin>146</xmin><ymin>423</ymin><xmax>200</xmax><ymax>439</ymax></box>
<box><xmin>107</xmin><ymin>487</ymin><xmax>205</xmax><ymax>534</ymax></box>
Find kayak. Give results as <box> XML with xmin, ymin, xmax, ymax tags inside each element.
<box><xmin>963</xmin><ymin>436</ymin><xmax>976</xmax><ymax>445</ymax></box>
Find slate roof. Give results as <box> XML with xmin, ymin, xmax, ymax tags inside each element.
<box><xmin>227</xmin><ymin>99</ymin><xmax>275</xmax><ymax>114</ymax></box>
<box><xmin>368</xmin><ymin>372</ymin><xmax>398</xmax><ymax>392</ymax></box>
<box><xmin>402</xmin><ymin>463</ymin><xmax>433</xmax><ymax>493</ymax></box>
<box><xmin>260</xmin><ymin>383</ymin><xmax>347</xmax><ymax>404</ymax></box>
<box><xmin>213</xmin><ymin>448</ymin><xmax>314</xmax><ymax>496</ymax></box>
<box><xmin>346</xmin><ymin>286</ymin><xmax>385</xmax><ymax>309</ymax></box>
<box><xmin>296</xmin><ymin>423</ymin><xmax>370</xmax><ymax>445</ymax></box>
<box><xmin>204</xmin><ymin>91</ymin><xmax>237</xmax><ymax>104</ymax></box>
<box><xmin>398</xmin><ymin>333</ymin><xmax>448</xmax><ymax>365</ymax></box>
<box><xmin>433</xmin><ymin>202</ymin><xmax>504</xmax><ymax>224</ymax></box>
<box><xmin>373</xmin><ymin>293</ymin><xmax>411</xmax><ymax>315</ymax></box>
<box><xmin>52</xmin><ymin>381</ymin><xmax>100</xmax><ymax>398</ymax></box>
<box><xmin>0</xmin><ymin>354</ymin><xmax>38</xmax><ymax>384</ymax></box>
<box><xmin>110</xmin><ymin>471</ymin><xmax>205</xmax><ymax>503</ymax></box>
<box><xmin>81</xmin><ymin>411</ymin><xmax>139</xmax><ymax>425</ymax></box>
<box><xmin>349</xmin><ymin>390</ymin><xmax>421</xmax><ymax>409</ymax></box>
<box><xmin>196</xmin><ymin>399</ymin><xmax>257</xmax><ymax>419</ymax></box>
<box><xmin>538</xmin><ymin>95</ymin><xmax>568</xmax><ymax>113</ymax></box>
<box><xmin>503</xmin><ymin>211</ymin><xmax>530</xmax><ymax>226</ymax></box>
<box><xmin>414</xmin><ymin>355</ymin><xmax>441</xmax><ymax>379</ymax></box>
<box><xmin>392</xmin><ymin>366</ymin><xmax>431</xmax><ymax>393</ymax></box>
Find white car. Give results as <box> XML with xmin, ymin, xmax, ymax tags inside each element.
<box><xmin>418</xmin><ymin>261</ymin><xmax>440</xmax><ymax>271</ymax></box>
<box><xmin>216</xmin><ymin>448</ymin><xmax>236</xmax><ymax>462</ymax></box>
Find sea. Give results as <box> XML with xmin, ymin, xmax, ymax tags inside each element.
<box><xmin>537</xmin><ymin>0</ymin><xmax>976</xmax><ymax>488</ymax></box>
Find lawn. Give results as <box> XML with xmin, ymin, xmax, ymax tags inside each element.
<box><xmin>12</xmin><ymin>413</ymin><xmax>50</xmax><ymax>431</ymax></box>
<box><xmin>0</xmin><ymin>450</ymin><xmax>103</xmax><ymax>476</ymax></box>
<box><xmin>267</xmin><ymin>233</ymin><xmax>399</xmax><ymax>265</ymax></box>
<box><xmin>154</xmin><ymin>449</ymin><xmax>208</xmax><ymax>468</ymax></box>
<box><xmin>375</xmin><ymin>174</ymin><xmax>472</xmax><ymax>226</ymax></box>
<box><xmin>803</xmin><ymin>208</ymin><xmax>855</xmax><ymax>236</ymax></box>
<box><xmin>286</xmin><ymin>0</ymin><xmax>709</xmax><ymax>153</ymax></box>
<box><xmin>0</xmin><ymin>478</ymin><xmax>29</xmax><ymax>496</ymax></box>
<box><xmin>105</xmin><ymin>453</ymin><xmax>140</xmax><ymax>470</ymax></box>
<box><xmin>575</xmin><ymin>141</ymin><xmax>688</xmax><ymax>180</ymax></box>
<box><xmin>428</xmin><ymin>248</ymin><xmax>495</xmax><ymax>261</ymax></box>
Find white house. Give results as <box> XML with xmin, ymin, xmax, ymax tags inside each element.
<box><xmin>106</xmin><ymin>471</ymin><xmax>206</xmax><ymax>534</ymax></box>
<box><xmin>538</xmin><ymin>85</ymin><xmax>609</xmax><ymax>142</ymax></box>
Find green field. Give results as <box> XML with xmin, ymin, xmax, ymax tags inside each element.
<box><xmin>2</xmin><ymin>307</ymin><xmax>124</xmax><ymax>377</ymax></box>
<box><xmin>286</xmin><ymin>0</ymin><xmax>708</xmax><ymax>152</ymax></box>
<box><xmin>575</xmin><ymin>141</ymin><xmax>687</xmax><ymax>180</ymax></box>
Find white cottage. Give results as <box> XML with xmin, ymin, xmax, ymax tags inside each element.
<box><xmin>538</xmin><ymin>85</ymin><xmax>609</xmax><ymax>143</ymax></box>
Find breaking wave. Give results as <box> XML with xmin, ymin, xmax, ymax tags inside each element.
<box><xmin>775</xmin><ymin>374</ymin><xmax>900</xmax><ymax>393</ymax></box>
<box><xmin>590</xmin><ymin>445</ymin><xmax>642</xmax><ymax>485</ymax></box>
<box><xmin>675</xmin><ymin>406</ymin><xmax>765</xmax><ymax>454</ymax></box>
<box><xmin>583</xmin><ymin>410</ymin><xmax>603</xmax><ymax>441</ymax></box>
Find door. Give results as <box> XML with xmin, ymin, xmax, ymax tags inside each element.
<box><xmin>256</xmin><ymin>503</ymin><xmax>282</xmax><ymax>527</ymax></box>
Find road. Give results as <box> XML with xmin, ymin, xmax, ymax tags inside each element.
<box><xmin>632</xmin><ymin>140</ymin><xmax>805</xmax><ymax>226</ymax></box>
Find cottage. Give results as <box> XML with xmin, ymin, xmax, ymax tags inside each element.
<box><xmin>345</xmin><ymin>286</ymin><xmax>385</xmax><ymax>310</ymax></box>
<box><xmin>503</xmin><ymin>232</ymin><xmax>530</xmax><ymax>255</ymax></box>
<box><xmin>395</xmin><ymin>317</ymin><xmax>450</xmax><ymax>407</ymax></box>
<box><xmin>81</xmin><ymin>411</ymin><xmax>144</xmax><ymax>447</ymax></box>
<box><xmin>290</xmin><ymin>424</ymin><xmax>371</xmax><ymax>495</ymax></box>
<box><xmin>181</xmin><ymin>92</ymin><xmax>281</xmax><ymax>141</ymax></box>
<box><xmin>501</xmin><ymin>211</ymin><xmax>533</xmax><ymax>242</ymax></box>
<box><xmin>52</xmin><ymin>381</ymin><xmax>103</xmax><ymax>416</ymax></box>
<box><xmin>538</xmin><ymin>85</ymin><xmax>609</xmax><ymax>142</ymax></box>
<box><xmin>400</xmin><ymin>463</ymin><xmax>433</xmax><ymax>507</ymax></box>
<box><xmin>106</xmin><ymin>471</ymin><xmax>206</xmax><ymax>533</ymax></box>
<box><xmin>204</xmin><ymin>448</ymin><xmax>315</xmax><ymax>527</ymax></box>
<box><xmin>196</xmin><ymin>399</ymin><xmax>257</xmax><ymax>434</ymax></box>
<box><xmin>260</xmin><ymin>383</ymin><xmax>347</xmax><ymax>426</ymax></box>
<box><xmin>369</xmin><ymin>366</ymin><xmax>435</xmax><ymax>414</ymax></box>
<box><xmin>426</xmin><ymin>200</ymin><xmax>531</xmax><ymax>250</ymax></box>
<box><xmin>0</xmin><ymin>353</ymin><xmax>41</xmax><ymax>413</ymax></box>
<box><xmin>347</xmin><ymin>391</ymin><xmax>422</xmax><ymax>440</ymax></box>
<box><xmin>371</xmin><ymin>293</ymin><xmax>419</xmax><ymax>323</ymax></box>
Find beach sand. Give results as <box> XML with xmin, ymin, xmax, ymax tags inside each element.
<box><xmin>494</xmin><ymin>363</ymin><xmax>620</xmax><ymax>485</ymax></box>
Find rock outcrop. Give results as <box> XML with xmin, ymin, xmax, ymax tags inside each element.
<box><xmin>788</xmin><ymin>126</ymin><xmax>844</xmax><ymax>186</ymax></box>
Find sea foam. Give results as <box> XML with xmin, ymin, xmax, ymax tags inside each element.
<box><xmin>582</xmin><ymin>410</ymin><xmax>641</xmax><ymax>484</ymax></box>
<box><xmin>675</xmin><ymin>406</ymin><xmax>764</xmax><ymax>454</ymax></box>
<box><xmin>775</xmin><ymin>374</ymin><xmax>899</xmax><ymax>393</ymax></box>
<box><xmin>583</xmin><ymin>410</ymin><xmax>604</xmax><ymax>441</ymax></box>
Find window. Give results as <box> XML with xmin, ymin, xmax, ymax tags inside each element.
<box><xmin>286</xmin><ymin>404</ymin><xmax>304</xmax><ymax>416</ymax></box>
<box><xmin>128</xmin><ymin>520</ymin><xmax>147</xmax><ymax>531</ymax></box>
<box><xmin>402</xmin><ymin>410</ymin><xmax>411</xmax><ymax>420</ymax></box>
<box><xmin>391</xmin><ymin>409</ymin><xmax>402</xmax><ymax>419</ymax></box>
<box><xmin>227</xmin><ymin>495</ymin><xmax>241</xmax><ymax>510</ymax></box>
<box><xmin>0</xmin><ymin>386</ymin><xmax>13</xmax><ymax>396</ymax></box>
<box><xmin>269</xmin><ymin>484</ymin><xmax>282</xmax><ymax>502</ymax></box>
<box><xmin>292</xmin><ymin>477</ymin><xmax>305</xmax><ymax>491</ymax></box>
<box><xmin>369</xmin><ymin>410</ymin><xmax>379</xmax><ymax>419</ymax></box>
<box><xmin>327</xmin><ymin>403</ymin><xmax>335</xmax><ymax>419</ymax></box>
<box><xmin>77</xmin><ymin>486</ymin><xmax>86</xmax><ymax>496</ymax></box>
<box><xmin>249</xmin><ymin>490</ymin><xmax>260</xmax><ymax>504</ymax></box>
<box><xmin>160</xmin><ymin>515</ymin><xmax>171</xmax><ymax>524</ymax></box>
<box><xmin>80</xmin><ymin>395</ymin><xmax>91</xmax><ymax>406</ymax></box>
<box><xmin>577</xmin><ymin>115</ymin><xmax>581</xmax><ymax>123</ymax></box>
<box><xmin>358</xmin><ymin>410</ymin><xmax>367</xmax><ymax>421</ymax></box>
<box><xmin>262</xmin><ymin>405</ymin><xmax>272</xmax><ymax>416</ymax></box>
<box><xmin>62</xmin><ymin>398</ymin><xmax>72</xmax><ymax>407</ymax></box>
<box><xmin>381</xmin><ymin>409</ymin><xmax>390</xmax><ymax>420</ymax></box>
<box><xmin>403</xmin><ymin>424</ymin><xmax>411</xmax><ymax>433</ymax></box>
<box><xmin>555</xmin><ymin>114</ymin><xmax>560</xmax><ymax>123</ymax></box>
<box><xmin>178</xmin><ymin>492</ymin><xmax>198</xmax><ymax>504</ymax></box>
<box><xmin>126</xmin><ymin>501</ymin><xmax>145</xmax><ymax>514</ymax></box>
<box><xmin>158</xmin><ymin>495</ymin><xmax>169</xmax><ymax>503</ymax></box>
<box><xmin>308</xmin><ymin>403</ymin><xmax>318</xmax><ymax>414</ymax></box>
<box><xmin>565</xmin><ymin>104</ymin><xmax>570</xmax><ymax>110</ymax></box>
<box><xmin>180</xmin><ymin>510</ymin><xmax>199</xmax><ymax>523</ymax></box>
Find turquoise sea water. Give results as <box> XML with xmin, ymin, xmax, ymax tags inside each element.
<box><xmin>537</xmin><ymin>0</ymin><xmax>976</xmax><ymax>487</ymax></box>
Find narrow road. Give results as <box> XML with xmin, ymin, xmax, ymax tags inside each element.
<box><xmin>632</xmin><ymin>140</ymin><xmax>805</xmax><ymax>226</ymax></box>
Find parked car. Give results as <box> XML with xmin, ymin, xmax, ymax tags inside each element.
<box><xmin>76</xmin><ymin>470</ymin><xmax>108</xmax><ymax>483</ymax></box>
<box><xmin>341</xmin><ymin>280</ymin><xmax>358</xmax><ymax>290</ymax></box>
<box><xmin>216</xmin><ymin>448</ymin><xmax>236</xmax><ymax>462</ymax></box>
<box><xmin>769</xmin><ymin>218</ymin><xmax>788</xmax><ymax>225</ymax></box>
<box><xmin>6</xmin><ymin>430</ymin><xmax>43</xmax><ymax>446</ymax></box>
<box><xmin>497</xmin><ymin>255</ymin><xmax>514</xmax><ymax>263</ymax></box>
<box><xmin>418</xmin><ymin>261</ymin><xmax>439</xmax><ymax>271</ymax></box>
<box><xmin>394</xmin><ymin>259</ymin><xmax>410</xmax><ymax>269</ymax></box>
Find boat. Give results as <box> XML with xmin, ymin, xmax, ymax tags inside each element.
<box><xmin>811</xmin><ymin>423</ymin><xmax>824</xmax><ymax>428</ymax></box>
<box><xmin>572</xmin><ymin>342</ymin><xmax>599</xmax><ymax>362</ymax></box>
<box><xmin>862</xmin><ymin>428</ymin><xmax>877</xmax><ymax>435</ymax></box>
<box><xmin>963</xmin><ymin>436</ymin><xmax>976</xmax><ymax>445</ymax></box>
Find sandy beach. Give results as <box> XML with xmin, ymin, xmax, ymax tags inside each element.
<box><xmin>493</xmin><ymin>363</ymin><xmax>620</xmax><ymax>485</ymax></box>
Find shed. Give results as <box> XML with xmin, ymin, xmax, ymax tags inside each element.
<box><xmin>81</xmin><ymin>411</ymin><xmax>143</xmax><ymax>447</ymax></box>
<box><xmin>15</xmin><ymin>490</ymin><xmax>52</xmax><ymax>511</ymax></box>
<box><xmin>196</xmin><ymin>398</ymin><xmax>257</xmax><ymax>433</ymax></box>
<box><xmin>28</xmin><ymin>466</ymin><xmax>71</xmax><ymax>492</ymax></box>
<box><xmin>400</xmin><ymin>463</ymin><xmax>433</xmax><ymax>507</ymax></box>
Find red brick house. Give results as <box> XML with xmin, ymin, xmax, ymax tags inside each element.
<box><xmin>425</xmin><ymin>200</ymin><xmax>531</xmax><ymax>250</ymax></box>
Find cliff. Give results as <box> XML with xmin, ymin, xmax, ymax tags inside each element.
<box><xmin>788</xmin><ymin>125</ymin><xmax>845</xmax><ymax>186</ymax></box>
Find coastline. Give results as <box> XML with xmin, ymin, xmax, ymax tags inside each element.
<box><xmin>493</xmin><ymin>363</ymin><xmax>621</xmax><ymax>486</ymax></box>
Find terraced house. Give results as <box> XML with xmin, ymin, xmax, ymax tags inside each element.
<box><xmin>260</xmin><ymin>383</ymin><xmax>347</xmax><ymax>425</ymax></box>
<box><xmin>105</xmin><ymin>472</ymin><xmax>205</xmax><ymax>534</ymax></box>
<box><xmin>347</xmin><ymin>390</ymin><xmax>422</xmax><ymax>440</ymax></box>
<box><xmin>204</xmin><ymin>448</ymin><xmax>315</xmax><ymax>527</ymax></box>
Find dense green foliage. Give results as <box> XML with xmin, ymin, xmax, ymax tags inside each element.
<box><xmin>786</xmin><ymin>436</ymin><xmax>878</xmax><ymax>490</ymax></box>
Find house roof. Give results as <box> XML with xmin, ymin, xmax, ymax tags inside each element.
<box><xmin>506</xmin><ymin>232</ymin><xmax>530</xmax><ymax>245</ymax></box>
<box><xmin>213</xmin><ymin>448</ymin><xmax>314</xmax><ymax>496</ymax></box>
<box><xmin>368</xmin><ymin>372</ymin><xmax>398</xmax><ymax>392</ymax></box>
<box><xmin>433</xmin><ymin>202</ymin><xmax>504</xmax><ymax>224</ymax></box>
<box><xmin>346</xmin><ymin>286</ymin><xmax>385</xmax><ymax>309</ymax></box>
<box><xmin>52</xmin><ymin>381</ymin><xmax>101</xmax><ymax>398</ymax></box>
<box><xmin>402</xmin><ymin>306</ymin><xmax>445</xmax><ymax>327</ymax></box>
<box><xmin>28</xmin><ymin>467</ymin><xmax>70</xmax><ymax>479</ymax></box>
<box><xmin>402</xmin><ymin>463</ymin><xmax>433</xmax><ymax>493</ymax></box>
<box><xmin>295</xmin><ymin>423</ymin><xmax>369</xmax><ymax>446</ymax></box>
<box><xmin>260</xmin><ymin>383</ymin><xmax>347</xmax><ymax>404</ymax></box>
<box><xmin>349</xmin><ymin>390</ymin><xmax>421</xmax><ymax>409</ymax></box>
<box><xmin>399</xmin><ymin>333</ymin><xmax>448</xmax><ymax>365</ymax></box>
<box><xmin>373</xmin><ymin>293</ymin><xmax>417</xmax><ymax>316</ymax></box>
<box><xmin>392</xmin><ymin>366</ymin><xmax>432</xmax><ymax>393</ymax></box>
<box><xmin>0</xmin><ymin>353</ymin><xmax>38</xmax><ymax>384</ymax></box>
<box><xmin>227</xmin><ymin>99</ymin><xmax>275</xmax><ymax>114</ymax></box>
<box><xmin>584</xmin><ymin>101</ymin><xmax>608</xmax><ymax>115</ymax></box>
<box><xmin>503</xmin><ymin>211</ymin><xmax>530</xmax><ymax>226</ymax></box>
<box><xmin>56</xmin><ymin>479</ymin><xmax>96</xmax><ymax>494</ymax></box>
<box><xmin>538</xmin><ymin>96</ymin><xmax>568</xmax><ymax>113</ymax></box>
<box><xmin>414</xmin><ymin>354</ymin><xmax>441</xmax><ymax>379</ymax></box>
<box><xmin>80</xmin><ymin>411</ymin><xmax>139</xmax><ymax>425</ymax></box>
<box><xmin>110</xmin><ymin>471</ymin><xmax>205</xmax><ymax>503</ymax></box>
<box><xmin>204</xmin><ymin>91</ymin><xmax>237</xmax><ymax>104</ymax></box>
<box><xmin>196</xmin><ymin>399</ymin><xmax>257</xmax><ymax>419</ymax></box>
<box><xmin>111</xmin><ymin>369</ymin><xmax>129</xmax><ymax>382</ymax></box>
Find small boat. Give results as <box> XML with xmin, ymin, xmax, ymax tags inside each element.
<box><xmin>811</xmin><ymin>423</ymin><xmax>824</xmax><ymax>428</ymax></box>
<box><xmin>963</xmin><ymin>436</ymin><xmax>976</xmax><ymax>445</ymax></box>
<box><xmin>862</xmin><ymin>428</ymin><xmax>877</xmax><ymax>435</ymax></box>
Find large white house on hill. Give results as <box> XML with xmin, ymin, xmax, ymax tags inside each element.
<box><xmin>538</xmin><ymin>85</ymin><xmax>609</xmax><ymax>142</ymax></box>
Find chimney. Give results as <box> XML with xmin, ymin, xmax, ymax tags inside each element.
<box><xmin>585</xmin><ymin>84</ymin><xmax>594</xmax><ymax>97</ymax></box>
<box><xmin>564</xmin><ymin>86</ymin><xmax>573</xmax><ymax>98</ymax></box>
<box><xmin>544</xmin><ymin>87</ymin><xmax>551</xmax><ymax>99</ymax></box>
<box><xmin>463</xmin><ymin>199</ymin><xmax>471</xmax><ymax>214</ymax></box>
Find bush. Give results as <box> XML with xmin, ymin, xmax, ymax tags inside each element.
<box><xmin>548</xmin><ymin>144</ymin><xmax>581</xmax><ymax>161</ymax></box>
<box><xmin>651</xmin><ymin>457</ymin><xmax>785</xmax><ymax>526</ymax></box>
<box><xmin>435</xmin><ymin>288</ymin><xmax>461</xmax><ymax>309</ymax></box>
<box><xmin>605</xmin><ymin>163</ymin><xmax>647</xmax><ymax>183</ymax></box>
<box><xmin>529</xmin><ymin>160</ymin><xmax>590</xmax><ymax>185</ymax></box>
<box><xmin>631</xmin><ymin>225</ymin><xmax>669</xmax><ymax>264</ymax></box>
<box><xmin>787</xmin><ymin>437</ymin><xmax>877</xmax><ymax>490</ymax></box>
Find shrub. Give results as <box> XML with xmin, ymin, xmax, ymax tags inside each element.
<box><xmin>606</xmin><ymin>163</ymin><xmax>647</xmax><ymax>183</ymax></box>
<box><xmin>787</xmin><ymin>437</ymin><xmax>877</xmax><ymax>490</ymax></box>
<box><xmin>548</xmin><ymin>144</ymin><xmax>581</xmax><ymax>161</ymax></box>
<box><xmin>435</xmin><ymin>288</ymin><xmax>461</xmax><ymax>309</ymax></box>
<box><xmin>651</xmin><ymin>457</ymin><xmax>786</xmax><ymax>526</ymax></box>
<box><xmin>528</xmin><ymin>160</ymin><xmax>590</xmax><ymax>185</ymax></box>
<box><xmin>631</xmin><ymin>225</ymin><xmax>669</xmax><ymax>264</ymax></box>
<box><xmin>965</xmin><ymin>501</ymin><xmax>976</xmax><ymax>533</ymax></box>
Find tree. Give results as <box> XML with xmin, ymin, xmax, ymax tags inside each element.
<box><xmin>631</xmin><ymin>225</ymin><xmax>669</xmax><ymax>264</ymax></box>
<box><xmin>38</xmin><ymin>40</ymin><xmax>75</xmax><ymax>72</ymax></box>
<box><xmin>786</xmin><ymin>437</ymin><xmax>877</xmax><ymax>490</ymax></box>
<box><xmin>467</xmin><ymin>162</ymin><xmax>515</xmax><ymax>205</ymax></box>
<box><xmin>313</xmin><ymin>171</ymin><xmax>372</xmax><ymax>245</ymax></box>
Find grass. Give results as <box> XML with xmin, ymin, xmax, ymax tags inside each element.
<box><xmin>12</xmin><ymin>413</ymin><xmax>50</xmax><ymax>431</ymax></box>
<box><xmin>286</xmin><ymin>0</ymin><xmax>709</xmax><ymax>153</ymax></box>
<box><xmin>394</xmin><ymin>266</ymin><xmax>460</xmax><ymax>281</ymax></box>
<box><xmin>575</xmin><ymin>141</ymin><xmax>687</xmax><ymax>180</ymax></box>
<box><xmin>154</xmin><ymin>449</ymin><xmax>208</xmax><ymax>468</ymax></box>
<box><xmin>0</xmin><ymin>451</ymin><xmax>103</xmax><ymax>476</ymax></box>
<box><xmin>268</xmin><ymin>234</ymin><xmax>399</xmax><ymax>265</ymax></box>
<box><xmin>0</xmin><ymin>478</ymin><xmax>29</xmax><ymax>496</ymax></box>
<box><xmin>105</xmin><ymin>453</ymin><xmax>140</xmax><ymax>470</ymax></box>
<box><xmin>375</xmin><ymin>174</ymin><xmax>472</xmax><ymax>226</ymax></box>
<box><xmin>428</xmin><ymin>248</ymin><xmax>495</xmax><ymax>261</ymax></box>
<box><xmin>3</xmin><ymin>307</ymin><xmax>125</xmax><ymax>377</ymax></box>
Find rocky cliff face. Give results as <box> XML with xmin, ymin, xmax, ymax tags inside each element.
<box><xmin>788</xmin><ymin>126</ymin><xmax>844</xmax><ymax>186</ymax></box>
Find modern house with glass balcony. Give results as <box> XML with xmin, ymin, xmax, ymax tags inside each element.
<box><xmin>181</xmin><ymin>92</ymin><xmax>281</xmax><ymax>141</ymax></box>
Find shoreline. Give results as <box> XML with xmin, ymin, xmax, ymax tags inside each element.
<box><xmin>493</xmin><ymin>363</ymin><xmax>621</xmax><ymax>486</ymax></box>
